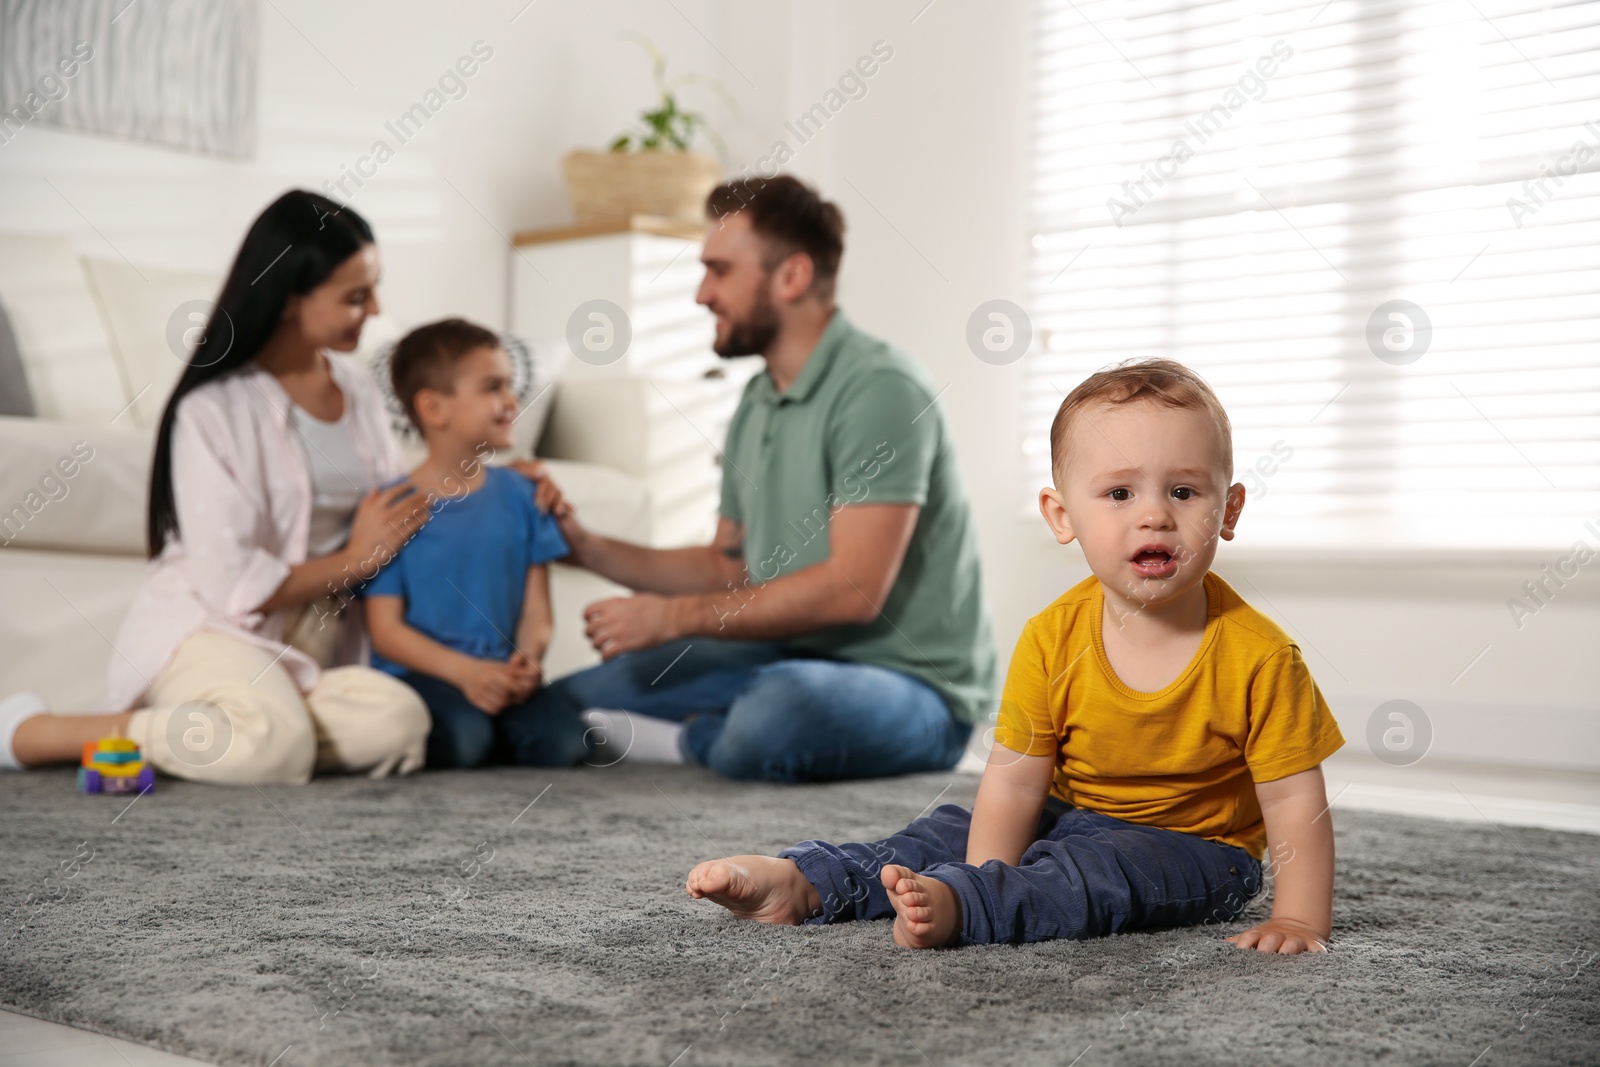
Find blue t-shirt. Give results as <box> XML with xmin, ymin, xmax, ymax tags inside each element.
<box><xmin>364</xmin><ymin>466</ymin><xmax>569</xmax><ymax>676</ymax></box>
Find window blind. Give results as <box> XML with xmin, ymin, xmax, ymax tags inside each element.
<box><xmin>1026</xmin><ymin>0</ymin><xmax>1599</xmax><ymax>551</ymax></box>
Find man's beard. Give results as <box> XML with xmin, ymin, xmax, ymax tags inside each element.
<box><xmin>712</xmin><ymin>287</ymin><xmax>781</xmax><ymax>359</ymax></box>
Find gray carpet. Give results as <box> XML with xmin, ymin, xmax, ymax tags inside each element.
<box><xmin>2</xmin><ymin>764</ymin><xmax>1597</xmax><ymax>1067</ymax></box>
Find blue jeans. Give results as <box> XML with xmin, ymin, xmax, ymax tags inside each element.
<box><xmin>498</xmin><ymin>638</ymin><xmax>971</xmax><ymax>782</ymax></box>
<box><xmin>780</xmin><ymin>796</ymin><xmax>1264</xmax><ymax>945</ymax></box>
<box><xmin>396</xmin><ymin>671</ymin><xmax>589</xmax><ymax>770</ymax></box>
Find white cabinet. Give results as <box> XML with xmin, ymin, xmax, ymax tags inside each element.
<box><xmin>510</xmin><ymin>216</ymin><xmax>760</xmax><ymax>548</ymax></box>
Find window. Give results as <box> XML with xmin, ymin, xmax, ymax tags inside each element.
<box><xmin>1026</xmin><ymin>0</ymin><xmax>1599</xmax><ymax>550</ymax></box>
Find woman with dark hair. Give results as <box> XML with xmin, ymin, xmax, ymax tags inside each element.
<box><xmin>0</xmin><ymin>190</ymin><xmax>434</xmax><ymax>783</ymax></box>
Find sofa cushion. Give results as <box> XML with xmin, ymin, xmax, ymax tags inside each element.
<box><xmin>0</xmin><ymin>415</ymin><xmax>150</xmax><ymax>554</ymax></box>
<box><xmin>0</xmin><ymin>296</ymin><xmax>34</xmax><ymax>416</ymax></box>
<box><xmin>0</xmin><ymin>414</ymin><xmax>650</xmax><ymax>556</ymax></box>
<box><xmin>0</xmin><ymin>234</ymin><xmax>128</xmax><ymax>422</ymax></box>
<box><xmin>81</xmin><ymin>257</ymin><xmax>221</xmax><ymax>430</ymax></box>
<box><xmin>534</xmin><ymin>457</ymin><xmax>650</xmax><ymax>544</ymax></box>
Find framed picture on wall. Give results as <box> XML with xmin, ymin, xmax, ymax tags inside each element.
<box><xmin>0</xmin><ymin>0</ymin><xmax>258</xmax><ymax>158</ymax></box>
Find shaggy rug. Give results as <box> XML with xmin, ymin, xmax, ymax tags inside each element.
<box><xmin>2</xmin><ymin>764</ymin><xmax>1597</xmax><ymax>1067</ymax></box>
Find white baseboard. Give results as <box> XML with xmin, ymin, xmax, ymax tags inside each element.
<box><xmin>1328</xmin><ymin>697</ymin><xmax>1600</xmax><ymax>774</ymax></box>
<box><xmin>1329</xmin><ymin>782</ymin><xmax>1600</xmax><ymax>835</ymax></box>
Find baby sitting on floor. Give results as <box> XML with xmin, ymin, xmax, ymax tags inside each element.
<box><xmin>685</xmin><ymin>358</ymin><xmax>1344</xmax><ymax>952</ymax></box>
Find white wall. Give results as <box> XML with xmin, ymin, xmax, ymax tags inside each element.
<box><xmin>2</xmin><ymin>0</ymin><xmax>1593</xmax><ymax>769</ymax></box>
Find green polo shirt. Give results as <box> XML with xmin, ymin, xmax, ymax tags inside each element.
<box><xmin>718</xmin><ymin>309</ymin><xmax>998</xmax><ymax>726</ymax></box>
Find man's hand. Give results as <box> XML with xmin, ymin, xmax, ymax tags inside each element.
<box><xmin>457</xmin><ymin>659</ymin><xmax>531</xmax><ymax>715</ymax></box>
<box><xmin>507</xmin><ymin>458</ymin><xmax>565</xmax><ymax>515</ymax></box>
<box><xmin>507</xmin><ymin>458</ymin><xmax>590</xmax><ymax>559</ymax></box>
<box><xmin>584</xmin><ymin>594</ymin><xmax>684</xmax><ymax>660</ymax></box>
<box><xmin>1225</xmin><ymin>917</ymin><xmax>1328</xmax><ymax>955</ymax></box>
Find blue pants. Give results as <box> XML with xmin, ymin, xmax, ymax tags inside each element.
<box><xmin>779</xmin><ymin>797</ymin><xmax>1264</xmax><ymax>945</ymax></box>
<box><xmin>498</xmin><ymin>638</ymin><xmax>971</xmax><ymax>782</ymax></box>
<box><xmin>396</xmin><ymin>671</ymin><xmax>589</xmax><ymax>770</ymax></box>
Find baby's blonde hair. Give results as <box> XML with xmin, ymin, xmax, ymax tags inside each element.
<box><xmin>1049</xmin><ymin>358</ymin><xmax>1232</xmax><ymax>486</ymax></box>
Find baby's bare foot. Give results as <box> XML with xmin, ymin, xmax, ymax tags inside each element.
<box><xmin>685</xmin><ymin>855</ymin><xmax>821</xmax><ymax>925</ymax></box>
<box><xmin>881</xmin><ymin>864</ymin><xmax>961</xmax><ymax>949</ymax></box>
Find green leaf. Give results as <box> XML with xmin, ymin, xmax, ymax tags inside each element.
<box><xmin>607</xmin><ymin>31</ymin><xmax>727</xmax><ymax>156</ymax></box>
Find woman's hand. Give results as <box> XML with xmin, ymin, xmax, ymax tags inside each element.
<box><xmin>345</xmin><ymin>483</ymin><xmax>432</xmax><ymax>570</ymax></box>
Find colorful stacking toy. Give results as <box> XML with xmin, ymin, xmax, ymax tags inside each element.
<box><xmin>78</xmin><ymin>737</ymin><xmax>155</xmax><ymax>795</ymax></box>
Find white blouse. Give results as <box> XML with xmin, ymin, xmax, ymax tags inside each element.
<box><xmin>98</xmin><ymin>352</ymin><xmax>404</xmax><ymax>713</ymax></box>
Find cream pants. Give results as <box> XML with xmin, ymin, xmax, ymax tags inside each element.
<box><xmin>126</xmin><ymin>630</ymin><xmax>429</xmax><ymax>785</ymax></box>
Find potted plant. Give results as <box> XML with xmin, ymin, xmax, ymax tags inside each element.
<box><xmin>562</xmin><ymin>36</ymin><xmax>731</xmax><ymax>225</ymax></box>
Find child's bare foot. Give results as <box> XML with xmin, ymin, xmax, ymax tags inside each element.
<box><xmin>881</xmin><ymin>864</ymin><xmax>961</xmax><ymax>949</ymax></box>
<box><xmin>685</xmin><ymin>855</ymin><xmax>822</xmax><ymax>925</ymax></box>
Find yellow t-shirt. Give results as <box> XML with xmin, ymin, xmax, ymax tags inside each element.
<box><xmin>993</xmin><ymin>571</ymin><xmax>1345</xmax><ymax>858</ymax></box>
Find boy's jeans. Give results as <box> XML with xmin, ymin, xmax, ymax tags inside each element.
<box><xmin>498</xmin><ymin>638</ymin><xmax>971</xmax><ymax>782</ymax></box>
<box><xmin>396</xmin><ymin>671</ymin><xmax>589</xmax><ymax>770</ymax></box>
<box><xmin>780</xmin><ymin>797</ymin><xmax>1264</xmax><ymax>944</ymax></box>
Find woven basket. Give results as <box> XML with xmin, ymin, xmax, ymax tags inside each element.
<box><xmin>561</xmin><ymin>149</ymin><xmax>723</xmax><ymax>225</ymax></box>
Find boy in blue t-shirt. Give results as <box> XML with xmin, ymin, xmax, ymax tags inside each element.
<box><xmin>364</xmin><ymin>318</ymin><xmax>572</xmax><ymax>769</ymax></box>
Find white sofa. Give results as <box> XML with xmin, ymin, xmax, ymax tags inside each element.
<box><xmin>0</xmin><ymin>234</ymin><xmax>692</xmax><ymax>713</ymax></box>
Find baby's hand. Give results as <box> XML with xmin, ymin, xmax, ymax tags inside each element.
<box><xmin>1225</xmin><ymin>917</ymin><xmax>1328</xmax><ymax>955</ymax></box>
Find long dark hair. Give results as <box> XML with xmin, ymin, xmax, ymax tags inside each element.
<box><xmin>146</xmin><ymin>190</ymin><xmax>375</xmax><ymax>559</ymax></box>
